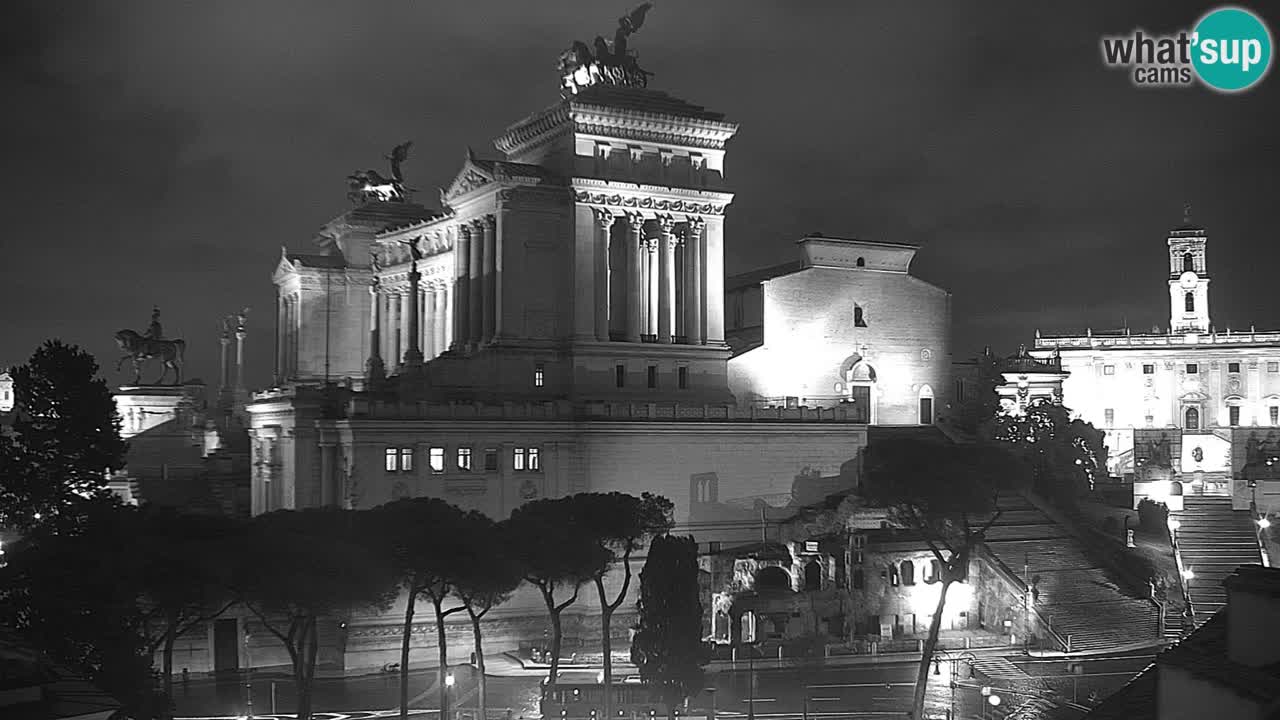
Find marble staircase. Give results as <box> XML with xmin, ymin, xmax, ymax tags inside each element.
<box><xmin>1171</xmin><ymin>495</ymin><xmax>1263</xmax><ymax>627</ymax></box>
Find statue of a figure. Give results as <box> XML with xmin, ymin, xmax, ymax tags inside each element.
<box><xmin>347</xmin><ymin>142</ymin><xmax>414</xmax><ymax>205</ymax></box>
<box><xmin>560</xmin><ymin>3</ymin><xmax>655</xmax><ymax>96</ymax></box>
<box><xmin>145</xmin><ymin>307</ymin><xmax>164</xmax><ymax>341</ymax></box>
<box><xmin>235</xmin><ymin>307</ymin><xmax>250</xmax><ymax>333</ymax></box>
<box><xmin>399</xmin><ymin>236</ymin><xmax>424</xmax><ymax>262</ymax></box>
<box><xmin>1246</xmin><ymin>433</ymin><xmax>1264</xmax><ymax>464</ymax></box>
<box><xmin>387</xmin><ymin>141</ymin><xmax>412</xmax><ymax>183</ymax></box>
<box><xmin>1150</xmin><ymin>433</ymin><xmax>1171</xmax><ymax>468</ymax></box>
<box><xmin>115</xmin><ymin>308</ymin><xmax>186</xmax><ymax>385</ymax></box>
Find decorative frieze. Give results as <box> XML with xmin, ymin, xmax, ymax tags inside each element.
<box><xmin>574</xmin><ymin>190</ymin><xmax>726</xmax><ymax>216</ymax></box>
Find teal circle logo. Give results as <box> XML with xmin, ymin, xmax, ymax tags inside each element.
<box><xmin>1192</xmin><ymin>6</ymin><xmax>1273</xmax><ymax>92</ymax></box>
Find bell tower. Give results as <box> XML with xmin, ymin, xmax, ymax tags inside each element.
<box><xmin>1168</xmin><ymin>205</ymin><xmax>1210</xmax><ymax>334</ymax></box>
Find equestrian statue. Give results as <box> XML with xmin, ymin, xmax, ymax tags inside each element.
<box><xmin>115</xmin><ymin>306</ymin><xmax>186</xmax><ymax>385</ymax></box>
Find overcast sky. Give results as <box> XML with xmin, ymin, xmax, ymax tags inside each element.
<box><xmin>2</xmin><ymin>1</ymin><xmax>1278</xmax><ymax>387</ymax></box>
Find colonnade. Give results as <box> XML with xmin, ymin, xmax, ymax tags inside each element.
<box><xmin>598</xmin><ymin>211</ymin><xmax>708</xmax><ymax>344</ymax></box>
<box><xmin>374</xmin><ymin>282</ymin><xmax>454</xmax><ymax>371</ymax></box>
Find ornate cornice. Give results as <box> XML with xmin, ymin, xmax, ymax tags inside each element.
<box><xmin>494</xmin><ymin>105</ymin><xmax>573</xmax><ymax>156</ymax></box>
<box><xmin>574</xmin><ymin>188</ymin><xmax>729</xmax><ymax>216</ymax></box>
<box><xmin>570</xmin><ymin>105</ymin><xmax>738</xmax><ymax>150</ymax></box>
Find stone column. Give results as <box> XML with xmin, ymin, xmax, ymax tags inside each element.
<box><xmin>685</xmin><ymin>217</ymin><xmax>705</xmax><ymax>345</ymax></box>
<box><xmin>403</xmin><ymin>258</ymin><xmax>424</xmax><ymax>370</ymax></box>
<box><xmin>469</xmin><ymin>219</ymin><xmax>484</xmax><ymax>347</ymax></box>
<box><xmin>481</xmin><ymin>215</ymin><xmax>496</xmax><ymax>344</ymax></box>
<box><xmin>442</xmin><ymin>284</ymin><xmax>454</xmax><ymax>352</ymax></box>
<box><xmin>274</xmin><ymin>291</ymin><xmax>285</xmax><ymax>383</ymax></box>
<box><xmin>433</xmin><ymin>286</ymin><xmax>447</xmax><ymax>358</ymax></box>
<box><xmin>366</xmin><ymin>279</ymin><xmax>385</xmax><ymax>383</ymax></box>
<box><xmin>235</xmin><ymin>328</ymin><xmax>246</xmax><ymax>391</ymax></box>
<box><xmin>387</xmin><ymin>288</ymin><xmax>400</xmax><ymax>370</ymax></box>
<box><xmin>219</xmin><ymin>331</ymin><xmax>231</xmax><ymax>393</ymax></box>
<box><xmin>319</xmin><ymin>441</ymin><xmax>335</xmax><ymax>506</ymax></box>
<box><xmin>454</xmin><ymin>225</ymin><xmax>471</xmax><ymax>351</ymax></box>
<box><xmin>703</xmin><ymin>216</ymin><xmax>726</xmax><ymax>344</ymax></box>
<box><xmin>422</xmin><ymin>287</ymin><xmax>435</xmax><ymax>359</ymax></box>
<box><xmin>658</xmin><ymin>216</ymin><xmax>676</xmax><ymax>343</ymax></box>
<box><xmin>595</xmin><ymin>209</ymin><xmax>614</xmax><ymax>341</ymax></box>
<box><xmin>626</xmin><ymin>214</ymin><xmax>644</xmax><ymax>343</ymax></box>
<box><xmin>646</xmin><ymin>239</ymin><xmax>659</xmax><ymax>338</ymax></box>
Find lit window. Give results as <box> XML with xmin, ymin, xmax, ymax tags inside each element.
<box><xmin>678</xmin><ymin>366</ymin><xmax>688</xmax><ymax>389</ymax></box>
<box><xmin>429</xmin><ymin>447</ymin><xmax>445</xmax><ymax>473</ymax></box>
<box><xmin>616</xmin><ymin>364</ymin><xmax>626</xmax><ymax>388</ymax></box>
<box><xmin>1143</xmin><ymin>364</ymin><xmax>1155</xmax><ymax>374</ymax></box>
<box><xmin>1229</xmin><ymin>362</ymin><xmax>1241</xmax><ymax>373</ymax></box>
<box><xmin>888</xmin><ymin>565</ymin><xmax>900</xmax><ymax>587</ymax></box>
<box><xmin>1103</xmin><ymin>365</ymin><xmax>1115</xmax><ymax>375</ymax></box>
<box><xmin>514</xmin><ymin>447</ymin><xmax>526</xmax><ymax>471</ymax></box>
<box><xmin>1105</xmin><ymin>408</ymin><xmax>1115</xmax><ymax>426</ymax></box>
<box><xmin>385</xmin><ymin>448</ymin><xmax>398</xmax><ymax>472</ymax></box>
<box><xmin>534</xmin><ymin>363</ymin><xmax>545</xmax><ymax>388</ymax></box>
<box><xmin>804</xmin><ymin>541</ymin><xmax>819</xmax><ymax>553</ymax></box>
<box><xmin>484</xmin><ymin>448</ymin><xmax>498</xmax><ymax>472</ymax></box>
<box><xmin>647</xmin><ymin>365</ymin><xmax>657</xmax><ymax>389</ymax></box>
<box><xmin>1271</xmin><ymin>407</ymin><xmax>1278</xmax><ymax>425</ymax></box>
<box><xmin>399</xmin><ymin>448</ymin><xmax>413</xmax><ymax>472</ymax></box>
<box><xmin>528</xmin><ymin>447</ymin><xmax>541</xmax><ymax>471</ymax></box>
<box><xmin>1186</xmin><ymin>364</ymin><xmax>1198</xmax><ymax>374</ymax></box>
<box><xmin>457</xmin><ymin>447</ymin><xmax>472</xmax><ymax>471</ymax></box>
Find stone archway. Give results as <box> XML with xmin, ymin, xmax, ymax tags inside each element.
<box><xmin>756</xmin><ymin>565</ymin><xmax>791</xmax><ymax>592</ymax></box>
<box><xmin>837</xmin><ymin>353</ymin><xmax>877</xmax><ymax>423</ymax></box>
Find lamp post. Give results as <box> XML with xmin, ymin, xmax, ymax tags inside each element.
<box><xmin>244</xmin><ymin>630</ymin><xmax>254</xmax><ymax>720</ymax></box>
<box><xmin>746</xmin><ymin>640</ymin><xmax>755</xmax><ymax>720</ymax></box>
<box><xmin>445</xmin><ymin>673</ymin><xmax>455</xmax><ymax>720</ymax></box>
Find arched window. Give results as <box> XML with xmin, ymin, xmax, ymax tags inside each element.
<box><xmin>854</xmin><ymin>305</ymin><xmax>867</xmax><ymax>327</ymax></box>
<box><xmin>888</xmin><ymin>565</ymin><xmax>900</xmax><ymax>587</ymax></box>
<box><xmin>856</xmin><ymin>257</ymin><xmax>866</xmax><ymax>268</ymax></box>
<box><xmin>804</xmin><ymin>560</ymin><xmax>822</xmax><ymax>591</ymax></box>
<box><xmin>1183</xmin><ymin>251</ymin><xmax>1194</xmax><ymax>272</ymax></box>
<box><xmin>1185</xmin><ymin>406</ymin><xmax>1200</xmax><ymax>430</ymax></box>
<box><xmin>756</xmin><ymin>566</ymin><xmax>790</xmax><ymax>591</ymax></box>
<box><xmin>1185</xmin><ymin>292</ymin><xmax>1195</xmax><ymax>312</ymax></box>
<box><xmin>900</xmin><ymin>560</ymin><xmax>916</xmax><ymax>586</ymax></box>
<box><xmin>852</xmin><ymin>569</ymin><xmax>865</xmax><ymax>589</ymax></box>
<box><xmin>926</xmin><ymin>559</ymin><xmax>941</xmax><ymax>584</ymax></box>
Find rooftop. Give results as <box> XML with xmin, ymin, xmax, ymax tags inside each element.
<box><xmin>1034</xmin><ymin>327</ymin><xmax>1280</xmax><ymax>351</ymax></box>
<box><xmin>570</xmin><ymin>84</ymin><xmax>728</xmax><ymax>122</ymax></box>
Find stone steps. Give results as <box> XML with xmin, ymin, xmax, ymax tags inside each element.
<box><xmin>1171</xmin><ymin>496</ymin><xmax>1263</xmax><ymax>628</ymax></box>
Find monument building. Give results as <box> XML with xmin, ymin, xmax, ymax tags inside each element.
<box><xmin>1032</xmin><ymin>212</ymin><xmax>1280</xmax><ymax>510</ymax></box>
<box><xmin>233</xmin><ymin>7</ymin><xmax>955</xmax><ymax>678</ymax></box>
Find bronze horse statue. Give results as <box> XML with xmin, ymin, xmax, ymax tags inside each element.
<box><xmin>114</xmin><ymin>330</ymin><xmax>185</xmax><ymax>385</ymax></box>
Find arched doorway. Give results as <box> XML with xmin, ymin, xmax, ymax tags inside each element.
<box><xmin>1185</xmin><ymin>406</ymin><xmax>1200</xmax><ymax>430</ymax></box>
<box><xmin>918</xmin><ymin>385</ymin><xmax>935</xmax><ymax>425</ymax></box>
<box><xmin>803</xmin><ymin>560</ymin><xmax>822</xmax><ymax>591</ymax></box>
<box><xmin>755</xmin><ymin>566</ymin><xmax>791</xmax><ymax>592</ymax></box>
<box><xmin>838</xmin><ymin>354</ymin><xmax>877</xmax><ymax>423</ymax></box>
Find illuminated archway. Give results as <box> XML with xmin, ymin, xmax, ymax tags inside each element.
<box><xmin>755</xmin><ymin>565</ymin><xmax>791</xmax><ymax>592</ymax></box>
<box><xmin>837</xmin><ymin>353</ymin><xmax>877</xmax><ymax>423</ymax></box>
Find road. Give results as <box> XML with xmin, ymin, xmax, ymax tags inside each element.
<box><xmin>174</xmin><ymin>651</ymin><xmax>1154</xmax><ymax>720</ymax></box>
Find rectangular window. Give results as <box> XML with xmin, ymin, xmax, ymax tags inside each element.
<box><xmin>804</xmin><ymin>541</ymin><xmax>819</xmax><ymax>553</ymax></box>
<box><xmin>385</xmin><ymin>448</ymin><xmax>398</xmax><ymax>472</ymax></box>
<box><xmin>429</xmin><ymin>447</ymin><xmax>445</xmax><ymax>473</ymax></box>
<box><xmin>1271</xmin><ymin>406</ymin><xmax>1278</xmax><ymax>425</ymax></box>
<box><xmin>1230</xmin><ymin>406</ymin><xmax>1241</xmax><ymax>427</ymax></box>
<box><xmin>528</xmin><ymin>447</ymin><xmax>541</xmax><ymax>471</ymax></box>
<box><xmin>1146</xmin><ymin>415</ymin><xmax>1154</xmax><ymax>427</ymax></box>
<box><xmin>1105</xmin><ymin>408</ymin><xmax>1115</xmax><ymax>426</ymax></box>
<box><xmin>534</xmin><ymin>363</ymin><xmax>545</xmax><ymax>387</ymax></box>
<box><xmin>484</xmin><ymin>448</ymin><xmax>498</xmax><ymax>472</ymax></box>
<box><xmin>678</xmin><ymin>366</ymin><xmax>688</xmax><ymax>389</ymax></box>
<box><xmin>457</xmin><ymin>447</ymin><xmax>472</xmax><ymax>471</ymax></box>
<box><xmin>615</xmin><ymin>364</ymin><xmax>626</xmax><ymax>388</ymax></box>
<box><xmin>1143</xmin><ymin>364</ymin><xmax>1155</xmax><ymax>374</ymax></box>
<box><xmin>1229</xmin><ymin>362</ymin><xmax>1241</xmax><ymax>373</ymax></box>
<box><xmin>1270</xmin><ymin>362</ymin><xmax>1279</xmax><ymax>373</ymax></box>
<box><xmin>399</xmin><ymin>448</ymin><xmax>413</xmax><ymax>472</ymax></box>
<box><xmin>647</xmin><ymin>365</ymin><xmax>657</xmax><ymax>389</ymax></box>
<box><xmin>1187</xmin><ymin>363</ymin><xmax>1198</xmax><ymax>374</ymax></box>
<box><xmin>1103</xmin><ymin>365</ymin><xmax>1115</xmax><ymax>375</ymax></box>
<box><xmin>513</xmin><ymin>447</ymin><xmax>526</xmax><ymax>471</ymax></box>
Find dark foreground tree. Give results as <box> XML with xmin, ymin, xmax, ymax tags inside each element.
<box><xmin>231</xmin><ymin>508</ymin><xmax>398</xmax><ymax>720</ymax></box>
<box><xmin>989</xmin><ymin>397</ymin><xmax>1107</xmax><ymax>506</ymax></box>
<box><xmin>373</xmin><ymin>498</ymin><xmax>472</xmax><ymax>720</ymax></box>
<box><xmin>861</xmin><ymin>438</ymin><xmax>1028</xmax><ymax>720</ymax></box>
<box><xmin>575</xmin><ymin>492</ymin><xmax>674</xmax><ymax>720</ymax></box>
<box><xmin>630</xmin><ymin>535</ymin><xmax>708</xmax><ymax>720</ymax></box>
<box><xmin>0</xmin><ymin>340</ymin><xmax>127</xmax><ymax>530</ymax></box>
<box><xmin>453</xmin><ymin>515</ymin><xmax>524</xmax><ymax>720</ymax></box>
<box><xmin>508</xmin><ymin>496</ymin><xmax>608</xmax><ymax>687</ymax></box>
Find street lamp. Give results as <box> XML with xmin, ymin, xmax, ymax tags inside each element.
<box><xmin>445</xmin><ymin>673</ymin><xmax>455</xmax><ymax>720</ymax></box>
<box><xmin>1260</xmin><ymin>517</ymin><xmax>1272</xmax><ymax>530</ymax></box>
<box><xmin>244</xmin><ymin>631</ymin><xmax>254</xmax><ymax>720</ymax></box>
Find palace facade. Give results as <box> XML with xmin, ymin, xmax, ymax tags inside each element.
<box><xmin>1032</xmin><ymin>217</ymin><xmax>1280</xmax><ymax>511</ymax></box>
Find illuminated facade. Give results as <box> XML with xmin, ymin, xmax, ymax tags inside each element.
<box><xmin>726</xmin><ymin>235</ymin><xmax>952</xmax><ymax>425</ymax></box>
<box><xmin>1033</xmin><ymin>218</ymin><xmax>1280</xmax><ymax>490</ymax></box>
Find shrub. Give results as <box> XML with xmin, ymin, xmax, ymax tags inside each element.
<box><xmin>1137</xmin><ymin>499</ymin><xmax>1169</xmax><ymax>534</ymax></box>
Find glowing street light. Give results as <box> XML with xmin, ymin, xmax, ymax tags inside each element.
<box><xmin>1182</xmin><ymin>568</ymin><xmax>1195</xmax><ymax>581</ymax></box>
<box><xmin>445</xmin><ymin>673</ymin><xmax>455</xmax><ymax>687</ymax></box>
<box><xmin>1167</xmin><ymin>518</ymin><xmax>1181</xmax><ymax>532</ymax></box>
<box><xmin>1259</xmin><ymin>517</ymin><xmax>1272</xmax><ymax>530</ymax></box>
<box><xmin>988</xmin><ymin>694</ymin><xmax>1002</xmax><ymax>707</ymax></box>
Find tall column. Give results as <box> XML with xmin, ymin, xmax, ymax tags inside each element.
<box><xmin>454</xmin><ymin>225</ymin><xmax>471</xmax><ymax>351</ymax></box>
<box><xmin>481</xmin><ymin>215</ymin><xmax>496</xmax><ymax>344</ymax></box>
<box><xmin>686</xmin><ymin>217</ymin><xmax>705</xmax><ymax>345</ymax></box>
<box><xmin>274</xmin><ymin>290</ymin><xmax>285</xmax><ymax>384</ymax></box>
<box><xmin>387</xmin><ymin>289</ymin><xmax>399</xmax><ymax>370</ymax></box>
<box><xmin>366</xmin><ymin>280</ymin><xmax>385</xmax><ymax>384</ymax></box>
<box><xmin>422</xmin><ymin>287</ymin><xmax>435</xmax><ymax>359</ymax></box>
<box><xmin>626</xmin><ymin>214</ymin><xmax>643</xmax><ymax>343</ymax></box>
<box><xmin>403</xmin><ymin>258</ymin><xmax>424</xmax><ymax>370</ymax></box>
<box><xmin>703</xmin><ymin>216</ymin><xmax>726</xmax><ymax>344</ymax></box>
<box><xmin>646</xmin><ymin>239</ymin><xmax>659</xmax><ymax>338</ymax></box>
<box><xmin>469</xmin><ymin>219</ymin><xmax>484</xmax><ymax>346</ymax></box>
<box><xmin>658</xmin><ymin>216</ymin><xmax>676</xmax><ymax>343</ymax></box>
<box><xmin>443</xmin><ymin>284</ymin><xmax>454</xmax><ymax>352</ymax></box>
<box><xmin>219</xmin><ymin>330</ymin><xmax>231</xmax><ymax>392</ymax></box>
<box><xmin>235</xmin><ymin>327</ymin><xmax>246</xmax><ymax>391</ymax></box>
<box><xmin>594</xmin><ymin>210</ymin><xmax>613</xmax><ymax>341</ymax></box>
<box><xmin>433</xmin><ymin>287</ymin><xmax>447</xmax><ymax>358</ymax></box>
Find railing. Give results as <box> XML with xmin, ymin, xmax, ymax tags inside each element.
<box><xmin>1036</xmin><ymin>328</ymin><xmax>1280</xmax><ymax>349</ymax></box>
<box><xmin>980</xmin><ymin>543</ymin><xmax>1070</xmax><ymax>652</ymax></box>
<box><xmin>1168</xmin><ymin>521</ymin><xmax>1196</xmax><ymax>626</ymax></box>
<box><xmin>337</xmin><ymin>397</ymin><xmax>871</xmax><ymax>423</ymax></box>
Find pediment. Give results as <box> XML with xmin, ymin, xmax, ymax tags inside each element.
<box><xmin>1179</xmin><ymin>391</ymin><xmax>1209</xmax><ymax>402</ymax></box>
<box><xmin>442</xmin><ymin>154</ymin><xmax>495</xmax><ymax>203</ymax></box>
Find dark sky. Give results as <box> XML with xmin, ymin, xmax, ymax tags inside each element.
<box><xmin>3</xmin><ymin>1</ymin><xmax>1278</xmax><ymax>389</ymax></box>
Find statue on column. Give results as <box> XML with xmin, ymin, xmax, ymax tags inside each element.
<box><xmin>115</xmin><ymin>307</ymin><xmax>186</xmax><ymax>385</ymax></box>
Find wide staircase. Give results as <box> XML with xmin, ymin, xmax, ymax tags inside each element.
<box><xmin>980</xmin><ymin>496</ymin><xmax>1162</xmax><ymax>653</ymax></box>
<box><xmin>1171</xmin><ymin>495</ymin><xmax>1263</xmax><ymax>627</ymax></box>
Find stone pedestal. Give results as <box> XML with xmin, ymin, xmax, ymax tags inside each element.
<box><xmin>114</xmin><ymin>384</ymin><xmax>206</xmax><ymax>439</ymax></box>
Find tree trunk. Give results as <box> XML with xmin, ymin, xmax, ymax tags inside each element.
<box><xmin>434</xmin><ymin>597</ymin><xmax>450</xmax><ymax>720</ymax></box>
<box><xmin>161</xmin><ymin>619</ymin><xmax>177</xmax><ymax>720</ymax></box>
<box><xmin>299</xmin><ymin>616</ymin><xmax>319</xmax><ymax>720</ymax></box>
<box><xmin>541</xmin><ymin>586</ymin><xmax>564</xmax><ymax>687</ymax></box>
<box><xmin>400</xmin><ymin>587</ymin><xmax>417</xmax><ymax>720</ymax></box>
<box><xmin>910</xmin><ymin>579</ymin><xmax>952</xmax><ymax>720</ymax></box>
<box><xmin>470</xmin><ymin>612</ymin><xmax>487</xmax><ymax>720</ymax></box>
<box><xmin>597</xmin><ymin>578</ymin><xmax>615</xmax><ymax>720</ymax></box>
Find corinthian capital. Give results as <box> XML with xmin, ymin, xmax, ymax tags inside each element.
<box><xmin>686</xmin><ymin>215</ymin><xmax>706</xmax><ymax>235</ymax></box>
<box><xmin>593</xmin><ymin>208</ymin><xmax>616</xmax><ymax>230</ymax></box>
<box><xmin>658</xmin><ymin>215</ymin><xmax>677</xmax><ymax>236</ymax></box>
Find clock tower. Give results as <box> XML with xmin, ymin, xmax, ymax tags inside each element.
<box><xmin>1167</xmin><ymin>206</ymin><xmax>1210</xmax><ymax>334</ymax></box>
